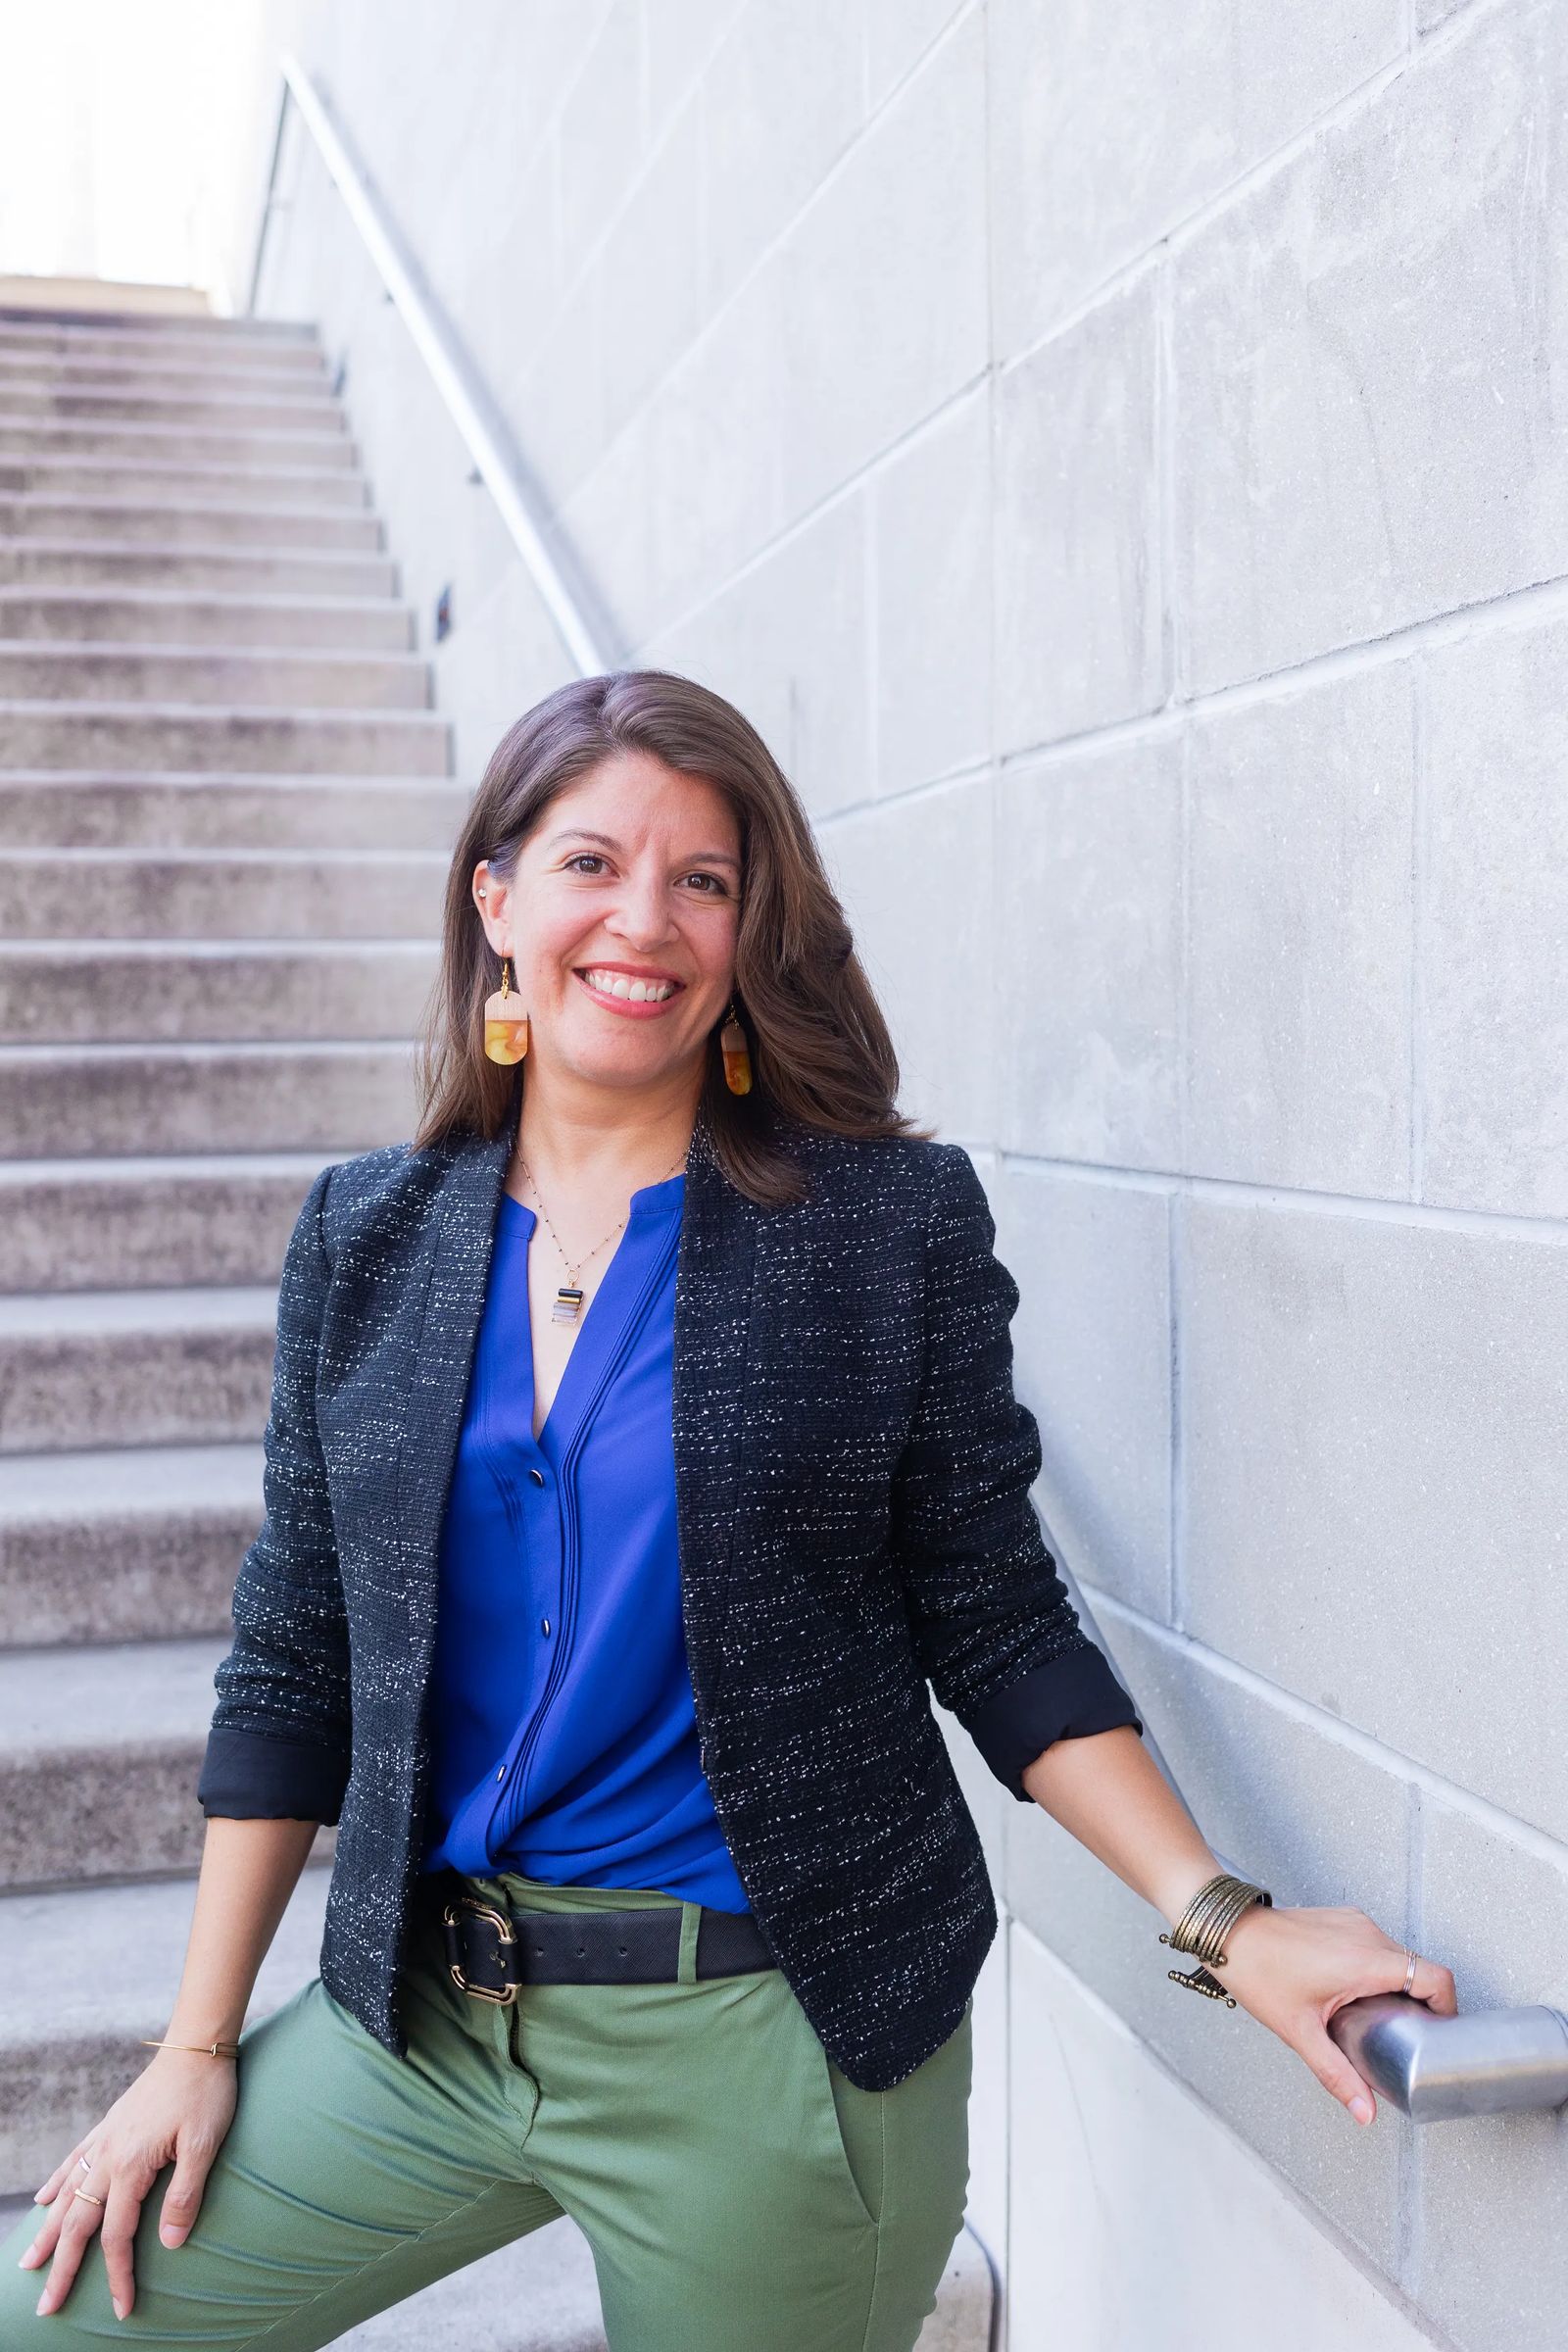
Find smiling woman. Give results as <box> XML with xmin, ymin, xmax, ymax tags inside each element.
<box><xmin>2</xmin><ymin>669</ymin><xmax>1452</xmax><ymax>2351</ymax></box>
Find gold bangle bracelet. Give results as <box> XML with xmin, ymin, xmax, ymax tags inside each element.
<box><xmin>1188</xmin><ymin>1886</ymin><xmax>1262</xmax><ymax>1964</ymax></box>
<box><xmin>1158</xmin><ymin>1872</ymin><xmax>1273</xmax><ymax>2005</ymax></box>
<box><xmin>1176</xmin><ymin>1883</ymin><xmax>1262</xmax><ymax>1965</ymax></box>
<box><xmin>140</xmin><ymin>2037</ymin><xmax>241</xmax><ymax>2059</ymax></box>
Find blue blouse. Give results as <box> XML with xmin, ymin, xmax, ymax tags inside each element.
<box><xmin>417</xmin><ymin>1169</ymin><xmax>751</xmax><ymax>1912</ymax></box>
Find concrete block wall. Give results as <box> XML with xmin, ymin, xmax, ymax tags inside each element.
<box><xmin>227</xmin><ymin>1</ymin><xmax>1568</xmax><ymax>2342</ymax></box>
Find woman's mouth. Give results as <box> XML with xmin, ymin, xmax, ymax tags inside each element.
<box><xmin>574</xmin><ymin>965</ymin><xmax>686</xmax><ymax>1015</ymax></box>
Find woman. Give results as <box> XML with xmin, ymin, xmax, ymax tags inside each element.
<box><xmin>6</xmin><ymin>671</ymin><xmax>1455</xmax><ymax>2349</ymax></box>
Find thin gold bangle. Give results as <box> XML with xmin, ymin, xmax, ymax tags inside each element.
<box><xmin>140</xmin><ymin>2037</ymin><xmax>241</xmax><ymax>2059</ymax></box>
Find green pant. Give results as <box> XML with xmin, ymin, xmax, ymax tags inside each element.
<box><xmin>1</xmin><ymin>1870</ymin><xmax>973</xmax><ymax>2349</ymax></box>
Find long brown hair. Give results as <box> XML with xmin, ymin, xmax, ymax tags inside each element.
<box><xmin>411</xmin><ymin>669</ymin><xmax>930</xmax><ymax>1205</ymax></box>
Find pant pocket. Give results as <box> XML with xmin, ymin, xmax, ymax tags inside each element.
<box><xmin>818</xmin><ymin>2045</ymin><xmax>885</xmax><ymax>2233</ymax></box>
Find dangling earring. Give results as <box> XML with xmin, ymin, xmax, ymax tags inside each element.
<box><xmin>719</xmin><ymin>999</ymin><xmax>752</xmax><ymax>1095</ymax></box>
<box><xmin>483</xmin><ymin>956</ymin><xmax>530</xmax><ymax>1064</ymax></box>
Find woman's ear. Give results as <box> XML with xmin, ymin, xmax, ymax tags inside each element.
<box><xmin>472</xmin><ymin>861</ymin><xmax>511</xmax><ymax>955</ymax></box>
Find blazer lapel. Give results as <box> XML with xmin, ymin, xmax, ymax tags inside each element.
<box><xmin>672</xmin><ymin>1113</ymin><xmax>759</xmax><ymax>1704</ymax></box>
<box><xmin>393</xmin><ymin>1123</ymin><xmax>511</xmax><ymax>1637</ymax></box>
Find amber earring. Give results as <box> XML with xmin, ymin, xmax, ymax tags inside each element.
<box><xmin>483</xmin><ymin>956</ymin><xmax>530</xmax><ymax>1064</ymax></box>
<box><xmin>718</xmin><ymin>999</ymin><xmax>752</xmax><ymax>1095</ymax></box>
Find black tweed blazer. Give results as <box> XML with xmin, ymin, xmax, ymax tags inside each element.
<box><xmin>197</xmin><ymin>1104</ymin><xmax>1142</xmax><ymax>2091</ymax></box>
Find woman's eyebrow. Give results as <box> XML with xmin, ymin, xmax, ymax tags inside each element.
<box><xmin>546</xmin><ymin>826</ymin><xmax>742</xmax><ymax>872</ymax></box>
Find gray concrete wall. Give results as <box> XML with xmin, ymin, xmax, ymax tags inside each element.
<box><xmin>222</xmin><ymin>4</ymin><xmax>1568</xmax><ymax>2344</ymax></box>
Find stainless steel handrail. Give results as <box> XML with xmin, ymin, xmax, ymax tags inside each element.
<box><xmin>1047</xmin><ymin>1543</ymin><xmax>1568</xmax><ymax>2123</ymax></box>
<box><xmin>248</xmin><ymin>55</ymin><xmax>619</xmax><ymax>679</ymax></box>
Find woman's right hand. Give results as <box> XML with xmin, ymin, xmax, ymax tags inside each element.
<box><xmin>17</xmin><ymin>2046</ymin><xmax>240</xmax><ymax>2322</ymax></box>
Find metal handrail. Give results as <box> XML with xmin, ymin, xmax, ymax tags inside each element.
<box><xmin>1048</xmin><ymin>1543</ymin><xmax>1568</xmax><ymax>2124</ymax></box>
<box><xmin>248</xmin><ymin>55</ymin><xmax>619</xmax><ymax>680</ymax></box>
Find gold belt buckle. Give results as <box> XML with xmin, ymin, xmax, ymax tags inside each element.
<box><xmin>441</xmin><ymin>1891</ymin><xmax>519</xmax><ymax>2005</ymax></box>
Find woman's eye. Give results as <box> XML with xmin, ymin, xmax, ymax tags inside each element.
<box><xmin>560</xmin><ymin>856</ymin><xmax>728</xmax><ymax>895</ymax></box>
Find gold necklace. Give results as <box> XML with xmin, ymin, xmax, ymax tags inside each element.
<box><xmin>514</xmin><ymin>1146</ymin><xmax>689</xmax><ymax>1324</ymax></box>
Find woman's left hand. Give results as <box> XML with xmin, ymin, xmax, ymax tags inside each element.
<box><xmin>1200</xmin><ymin>1902</ymin><xmax>1458</xmax><ymax>2127</ymax></box>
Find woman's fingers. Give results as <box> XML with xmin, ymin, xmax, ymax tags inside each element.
<box><xmin>1403</xmin><ymin>1948</ymin><xmax>1458</xmax><ymax>2016</ymax></box>
<box><xmin>99</xmin><ymin>2164</ymin><xmax>157</xmax><ymax>2323</ymax></box>
<box><xmin>1296</xmin><ymin>2014</ymin><xmax>1377</xmax><ymax>2126</ymax></box>
<box><xmin>30</xmin><ymin>2174</ymin><xmax>108</xmax><ymax>2316</ymax></box>
<box><xmin>30</xmin><ymin>2139</ymin><xmax>93</xmax><ymax>2212</ymax></box>
<box><xmin>15</xmin><ymin>2178</ymin><xmax>73</xmax><ymax>2270</ymax></box>
<box><xmin>157</xmin><ymin>2133</ymin><xmax>219</xmax><ymax>2250</ymax></box>
<box><xmin>1195</xmin><ymin>1903</ymin><xmax>1459</xmax><ymax>2133</ymax></box>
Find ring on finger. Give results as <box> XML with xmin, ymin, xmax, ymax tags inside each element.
<box><xmin>72</xmin><ymin>2188</ymin><xmax>106</xmax><ymax>2207</ymax></box>
<box><xmin>1400</xmin><ymin>1947</ymin><xmax>1419</xmax><ymax>1997</ymax></box>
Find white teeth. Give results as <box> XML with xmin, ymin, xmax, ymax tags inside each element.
<box><xmin>583</xmin><ymin>968</ymin><xmax>674</xmax><ymax>1003</ymax></box>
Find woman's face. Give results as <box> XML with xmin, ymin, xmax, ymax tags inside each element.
<box><xmin>472</xmin><ymin>750</ymin><xmax>743</xmax><ymax>1100</ymax></box>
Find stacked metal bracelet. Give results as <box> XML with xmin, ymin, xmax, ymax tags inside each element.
<box><xmin>1157</xmin><ymin>1870</ymin><xmax>1273</xmax><ymax>2007</ymax></box>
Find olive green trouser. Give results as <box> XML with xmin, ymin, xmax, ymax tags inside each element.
<box><xmin>0</xmin><ymin>1869</ymin><xmax>973</xmax><ymax>2350</ymax></box>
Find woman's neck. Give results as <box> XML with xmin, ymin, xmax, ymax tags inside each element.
<box><xmin>510</xmin><ymin>1073</ymin><xmax>702</xmax><ymax>1201</ymax></box>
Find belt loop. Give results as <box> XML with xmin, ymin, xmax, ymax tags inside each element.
<box><xmin>677</xmin><ymin>1901</ymin><xmax>702</xmax><ymax>1984</ymax></box>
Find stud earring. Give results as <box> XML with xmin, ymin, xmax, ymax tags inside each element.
<box><xmin>719</xmin><ymin>999</ymin><xmax>752</xmax><ymax>1095</ymax></box>
<box><xmin>483</xmin><ymin>955</ymin><xmax>530</xmax><ymax>1064</ymax></box>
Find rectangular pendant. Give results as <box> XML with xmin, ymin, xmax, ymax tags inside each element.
<box><xmin>551</xmin><ymin>1286</ymin><xmax>585</xmax><ymax>1323</ymax></box>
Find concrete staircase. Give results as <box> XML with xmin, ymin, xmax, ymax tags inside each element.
<box><xmin>0</xmin><ymin>297</ymin><xmax>994</xmax><ymax>2349</ymax></box>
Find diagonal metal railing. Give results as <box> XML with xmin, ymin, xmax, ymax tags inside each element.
<box><xmin>249</xmin><ymin>54</ymin><xmax>620</xmax><ymax>680</ymax></box>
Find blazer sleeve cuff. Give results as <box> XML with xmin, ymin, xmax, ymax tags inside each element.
<box><xmin>197</xmin><ymin>1724</ymin><xmax>349</xmax><ymax>1826</ymax></box>
<box><xmin>964</xmin><ymin>1642</ymin><xmax>1144</xmax><ymax>1802</ymax></box>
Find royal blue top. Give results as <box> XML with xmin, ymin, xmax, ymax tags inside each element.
<box><xmin>417</xmin><ymin>1169</ymin><xmax>752</xmax><ymax>1912</ymax></box>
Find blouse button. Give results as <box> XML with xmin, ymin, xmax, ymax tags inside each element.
<box><xmin>528</xmin><ymin>1467</ymin><xmax>546</xmax><ymax>1487</ymax></box>
<box><xmin>541</xmin><ymin>1617</ymin><xmax>551</xmax><ymax>1637</ymax></box>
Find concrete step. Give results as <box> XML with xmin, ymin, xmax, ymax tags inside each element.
<box><xmin>0</xmin><ymin>1286</ymin><xmax>276</xmax><ymax>1455</ymax></box>
<box><xmin>0</xmin><ymin>1152</ymin><xmax>339</xmax><ymax>1294</ymax></box>
<box><xmin>0</xmin><ymin>772</ymin><xmax>467</xmax><ymax>852</ymax></box>
<box><xmin>0</xmin><ymin>452</ymin><xmax>369</xmax><ymax>509</ymax></box>
<box><xmin>0</xmin><ymin>1633</ymin><xmax>249</xmax><ymax>1888</ymax></box>
<box><xmin>0</xmin><ymin>1439</ymin><xmax>265</xmax><ymax>1642</ymax></box>
<box><xmin>0</xmin><ymin>383</ymin><xmax>346</xmax><ymax>432</ymax></box>
<box><xmin>0</xmin><ymin>537</ymin><xmax>397</xmax><ymax>594</ymax></box>
<box><xmin>0</xmin><ymin>1038</ymin><xmax>419</xmax><ymax>1156</ymax></box>
<box><xmin>341</xmin><ymin>2223</ymin><xmax>991</xmax><ymax>2351</ymax></box>
<box><xmin>0</xmin><ymin>939</ymin><xmax>441</xmax><ymax>1045</ymax></box>
<box><xmin>0</xmin><ymin>415</ymin><xmax>358</xmax><ymax>468</ymax></box>
<box><xmin>0</xmin><ymin>326</ymin><xmax>321</xmax><ymax>376</ymax></box>
<box><xmin>0</xmin><ymin>491</ymin><xmax>379</xmax><ymax>551</ymax></box>
<box><xmin>0</xmin><ymin>644</ymin><xmax>430</xmax><ymax>711</ymax></box>
<box><xmin>0</xmin><ymin>587</ymin><xmax>414</xmax><ymax>650</ymax></box>
<box><xmin>0</xmin><ymin>702</ymin><xmax>449</xmax><ymax>773</ymax></box>
<box><xmin>322</xmin><ymin>2221</ymin><xmax>610</xmax><ymax>2352</ymax></box>
<box><xmin>0</xmin><ymin>306</ymin><xmax>321</xmax><ymax>351</ymax></box>
<box><xmin>0</xmin><ymin>844</ymin><xmax>446</xmax><ymax>931</ymax></box>
<box><xmin>0</xmin><ymin>1866</ymin><xmax>332</xmax><ymax>2193</ymax></box>
<box><xmin>0</xmin><ymin>355</ymin><xmax>335</xmax><ymax>403</ymax></box>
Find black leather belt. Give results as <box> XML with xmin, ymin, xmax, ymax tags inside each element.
<box><xmin>433</xmin><ymin>1881</ymin><xmax>778</xmax><ymax>2005</ymax></box>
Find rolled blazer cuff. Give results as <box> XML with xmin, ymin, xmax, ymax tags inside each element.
<box><xmin>197</xmin><ymin>1724</ymin><xmax>349</xmax><ymax>1826</ymax></box>
<box><xmin>965</xmin><ymin>1641</ymin><xmax>1144</xmax><ymax>1801</ymax></box>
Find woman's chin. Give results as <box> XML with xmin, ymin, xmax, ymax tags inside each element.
<box><xmin>546</xmin><ymin>1039</ymin><xmax>699</xmax><ymax>1091</ymax></box>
